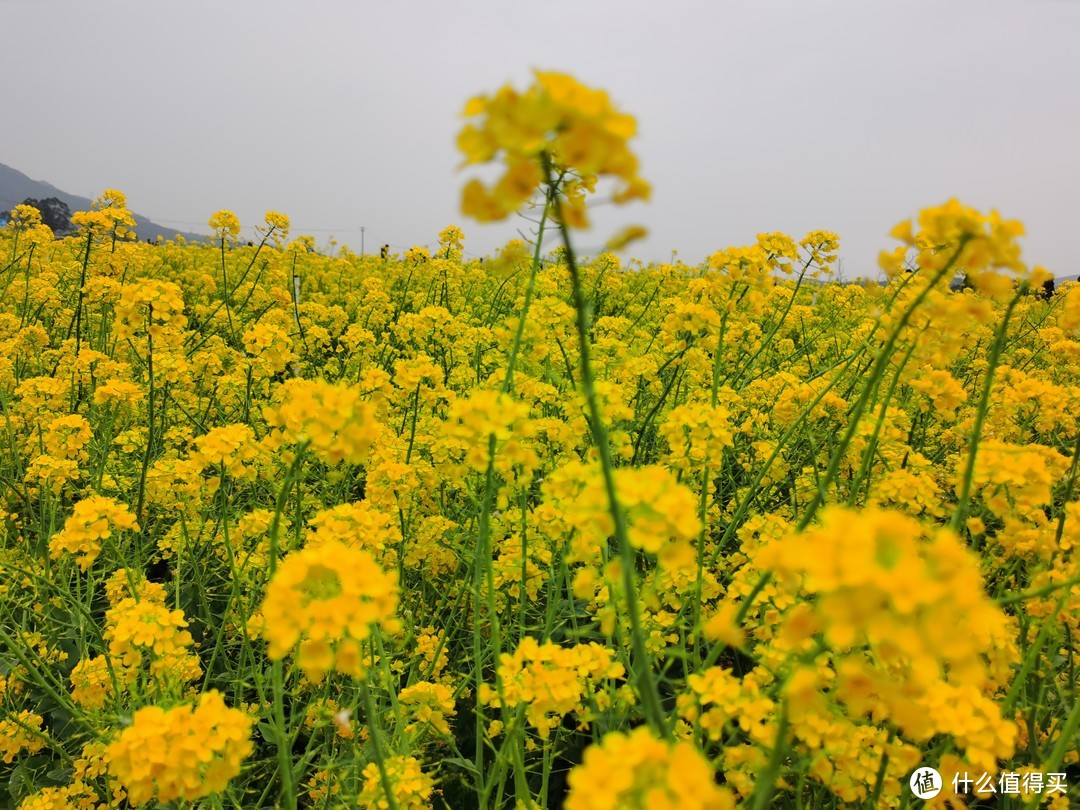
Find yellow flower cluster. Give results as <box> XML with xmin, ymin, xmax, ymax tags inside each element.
<box><xmin>0</xmin><ymin>710</ymin><xmax>45</xmax><ymax>763</ymax></box>
<box><xmin>779</xmin><ymin>675</ymin><xmax>923</xmax><ymax>806</ymax></box>
<box><xmin>357</xmin><ymin>755</ymin><xmax>434</xmax><ymax>810</ymax></box>
<box><xmin>458</xmin><ymin>71</ymin><xmax>648</xmax><ymax>223</ymax></box>
<box><xmin>304</xmin><ymin>501</ymin><xmax>401</xmax><ymax>563</ymax></box>
<box><xmin>49</xmin><ymin>495</ymin><xmax>139</xmax><ymax>570</ymax></box>
<box><xmin>189</xmin><ymin>423</ymin><xmax>261</xmax><ymax>479</ymax></box>
<box><xmin>103</xmin><ymin>590</ymin><xmax>202</xmax><ymax>688</ymax></box>
<box><xmin>263</xmin><ymin>378</ymin><xmax>380</xmax><ymax>465</ymax></box>
<box><xmin>908</xmin><ymin>367</ymin><xmax>967</xmax><ymax>420</ymax></box>
<box><xmin>708</xmin><ymin>241</ymin><xmax>789</xmax><ymax>290</ymax></box>
<box><xmin>399</xmin><ymin>681</ymin><xmax>456</xmax><ymax>737</ymax></box>
<box><xmin>106</xmin><ymin>691</ymin><xmax>253</xmax><ymax>805</ymax></box>
<box><xmin>758</xmin><ymin>507</ymin><xmax>1018</xmax><ymax>768</ymax></box>
<box><xmin>480</xmin><ymin>637</ymin><xmax>625</xmax><ymax>737</ymax></box>
<box><xmin>879</xmin><ymin>198</ymin><xmax>1043</xmax><ymax>296</ymax></box>
<box><xmin>439</xmin><ymin>389</ymin><xmax>536</xmax><ymax>473</ymax></box>
<box><xmin>114</xmin><ymin>279</ymin><xmax>188</xmax><ymax>341</ymax></box>
<box><xmin>69</xmin><ymin>655</ymin><xmax>122</xmax><ymax>710</ymax></box>
<box><xmin>103</xmin><ymin>567</ymin><xmax>166</xmax><ymax>606</ymax></box>
<box><xmin>41</xmin><ymin>414</ymin><xmax>92</xmax><ymax>463</ymax></box>
<box><xmin>7</xmin><ymin>203</ymin><xmax>42</xmax><ymax>227</ymax></box>
<box><xmin>565</xmin><ymin>727</ymin><xmax>735</xmax><ymax>810</ymax></box>
<box><xmin>659</xmin><ymin>403</ymin><xmax>734</xmax><ymax>474</ymax></box>
<box><xmin>263</xmin><ymin>210</ymin><xmax>291</xmax><ymax>240</ymax></box>
<box><xmin>967</xmin><ymin>439</ymin><xmax>1066</xmax><ymax>522</ymax></box>
<box><xmin>93</xmin><ymin>378</ymin><xmax>144</xmax><ymax>407</ymax></box>
<box><xmin>540</xmin><ymin>461</ymin><xmax>701</xmax><ymax>572</ymax></box>
<box><xmin>16</xmin><ymin>782</ymin><xmax>99</xmax><ymax>810</ymax></box>
<box><xmin>260</xmin><ymin>539</ymin><xmax>399</xmax><ymax>681</ymax></box>
<box><xmin>208</xmin><ymin>209</ymin><xmax>241</xmax><ymax>242</ymax></box>
<box><xmin>70</xmin><ymin>189</ymin><xmax>137</xmax><ymax>241</ymax></box>
<box><xmin>679</xmin><ymin>666</ymin><xmax>776</xmax><ymax>746</ymax></box>
<box><xmin>243</xmin><ymin>321</ymin><xmax>296</xmax><ymax>374</ymax></box>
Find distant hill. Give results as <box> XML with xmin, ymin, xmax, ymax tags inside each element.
<box><xmin>0</xmin><ymin>162</ymin><xmax>207</xmax><ymax>243</ymax></box>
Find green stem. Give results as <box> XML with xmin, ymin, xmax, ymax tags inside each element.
<box><xmin>1023</xmin><ymin>691</ymin><xmax>1080</xmax><ymax>810</ymax></box>
<box><xmin>796</xmin><ymin>242</ymin><xmax>967</xmax><ymax>531</ymax></box>
<box><xmin>997</xmin><ymin>573</ymin><xmax>1080</xmax><ymax>606</ymax></box>
<box><xmin>547</xmin><ymin>160</ymin><xmax>667</xmax><ymax>737</ymax></box>
<box><xmin>951</xmin><ymin>291</ymin><xmax>1022</xmax><ymax>534</ymax></box>
<box><xmin>472</xmin><ymin>434</ymin><xmax>502</xmax><ymax>805</ymax></box>
<box><xmin>220</xmin><ymin>236</ymin><xmax>235</xmax><ymax>335</ymax></box>
<box><xmin>267</xmin><ymin>446</ymin><xmax>307</xmax><ymax>810</ymax></box>
<box><xmin>749</xmin><ymin>704</ymin><xmax>789</xmax><ymax>810</ymax></box>
<box><xmin>67</xmin><ymin>229</ymin><xmax>93</xmax><ymax>351</ymax></box>
<box><xmin>134</xmin><ymin>310</ymin><xmax>155</xmax><ymax>537</ymax></box>
<box><xmin>503</xmin><ymin>184</ymin><xmax>554</xmax><ymax>394</ymax></box>
<box><xmin>362</xmin><ymin>680</ymin><xmax>401</xmax><ymax>810</ymax></box>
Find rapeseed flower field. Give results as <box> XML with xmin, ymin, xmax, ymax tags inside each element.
<box><xmin>0</xmin><ymin>72</ymin><xmax>1077</xmax><ymax>809</ymax></box>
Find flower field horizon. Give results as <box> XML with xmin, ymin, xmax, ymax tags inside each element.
<box><xmin>1</xmin><ymin>72</ymin><xmax>1078</xmax><ymax>809</ymax></box>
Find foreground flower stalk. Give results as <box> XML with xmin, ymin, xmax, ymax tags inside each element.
<box><xmin>548</xmin><ymin>163</ymin><xmax>669</xmax><ymax>736</ymax></box>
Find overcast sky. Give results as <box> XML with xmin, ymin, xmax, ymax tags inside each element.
<box><xmin>2</xmin><ymin>0</ymin><xmax>1078</xmax><ymax>276</ymax></box>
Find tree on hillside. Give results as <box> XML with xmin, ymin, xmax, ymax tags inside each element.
<box><xmin>18</xmin><ymin>197</ymin><xmax>73</xmax><ymax>234</ymax></box>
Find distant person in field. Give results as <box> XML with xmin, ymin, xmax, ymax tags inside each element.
<box><xmin>381</xmin><ymin>245</ymin><xmax>390</xmax><ymax>259</ymax></box>
<box><xmin>1041</xmin><ymin>278</ymin><xmax>1055</xmax><ymax>300</ymax></box>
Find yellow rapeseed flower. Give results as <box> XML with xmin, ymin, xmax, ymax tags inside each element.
<box><xmin>106</xmin><ymin>691</ymin><xmax>253</xmax><ymax>805</ymax></box>
<box><xmin>260</xmin><ymin>539</ymin><xmax>399</xmax><ymax>681</ymax></box>
<box><xmin>262</xmin><ymin>379</ymin><xmax>381</xmax><ymax>466</ymax></box>
<box><xmin>357</xmin><ymin>756</ymin><xmax>434</xmax><ymax>810</ymax></box>
<box><xmin>565</xmin><ymin>726</ymin><xmax>734</xmax><ymax>810</ymax></box>
<box><xmin>48</xmin><ymin>496</ymin><xmax>139</xmax><ymax>571</ymax></box>
<box><xmin>458</xmin><ymin>71</ymin><xmax>649</xmax><ymax>224</ymax></box>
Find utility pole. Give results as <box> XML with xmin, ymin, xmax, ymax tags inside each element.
<box><xmin>360</xmin><ymin>226</ymin><xmax>365</xmax><ymax>257</ymax></box>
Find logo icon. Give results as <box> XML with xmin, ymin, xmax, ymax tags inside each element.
<box><xmin>910</xmin><ymin>767</ymin><xmax>942</xmax><ymax>799</ymax></box>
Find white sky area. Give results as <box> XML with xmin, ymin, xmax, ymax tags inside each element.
<box><xmin>2</xmin><ymin>0</ymin><xmax>1078</xmax><ymax>277</ymax></box>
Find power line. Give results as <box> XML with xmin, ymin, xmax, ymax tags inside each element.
<box><xmin>148</xmin><ymin>217</ymin><xmax>365</xmax><ymax>233</ymax></box>
<box><xmin>0</xmin><ymin>199</ymin><xmax>456</xmax><ymax>252</ymax></box>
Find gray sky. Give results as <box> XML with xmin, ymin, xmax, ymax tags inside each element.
<box><xmin>3</xmin><ymin>0</ymin><xmax>1078</xmax><ymax>276</ymax></box>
